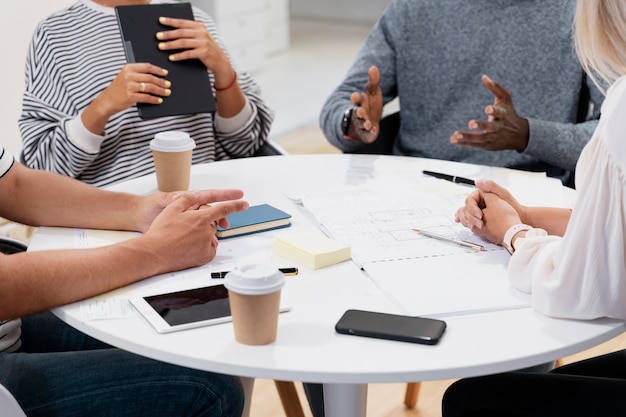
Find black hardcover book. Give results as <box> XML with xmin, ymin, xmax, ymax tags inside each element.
<box><xmin>115</xmin><ymin>3</ymin><xmax>216</xmax><ymax>119</ymax></box>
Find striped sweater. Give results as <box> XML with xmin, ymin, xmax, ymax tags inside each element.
<box><xmin>19</xmin><ymin>0</ymin><xmax>274</xmax><ymax>187</ymax></box>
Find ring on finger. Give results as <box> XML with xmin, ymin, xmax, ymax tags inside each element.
<box><xmin>139</xmin><ymin>82</ymin><xmax>146</xmax><ymax>93</ymax></box>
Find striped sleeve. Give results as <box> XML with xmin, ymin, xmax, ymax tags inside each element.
<box><xmin>0</xmin><ymin>147</ymin><xmax>15</xmax><ymax>179</ymax></box>
<box><xmin>18</xmin><ymin>1</ymin><xmax>274</xmax><ymax>188</ymax></box>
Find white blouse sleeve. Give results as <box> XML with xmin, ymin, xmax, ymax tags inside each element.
<box><xmin>507</xmin><ymin>77</ymin><xmax>626</xmax><ymax>321</ymax></box>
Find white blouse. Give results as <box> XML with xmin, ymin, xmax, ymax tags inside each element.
<box><xmin>509</xmin><ymin>76</ymin><xmax>626</xmax><ymax>320</ymax></box>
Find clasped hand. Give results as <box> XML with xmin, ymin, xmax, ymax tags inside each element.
<box><xmin>454</xmin><ymin>179</ymin><xmax>524</xmax><ymax>245</ymax></box>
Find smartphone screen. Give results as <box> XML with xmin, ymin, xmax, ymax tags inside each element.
<box><xmin>335</xmin><ymin>309</ymin><xmax>446</xmax><ymax>345</ymax></box>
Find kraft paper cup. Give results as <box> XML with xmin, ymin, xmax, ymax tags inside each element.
<box><xmin>224</xmin><ymin>264</ymin><xmax>285</xmax><ymax>345</ymax></box>
<box><xmin>149</xmin><ymin>131</ymin><xmax>196</xmax><ymax>192</ymax></box>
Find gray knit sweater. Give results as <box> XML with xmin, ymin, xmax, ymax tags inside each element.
<box><xmin>320</xmin><ymin>0</ymin><xmax>603</xmax><ymax>183</ymax></box>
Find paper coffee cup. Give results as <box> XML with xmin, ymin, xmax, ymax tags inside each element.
<box><xmin>149</xmin><ymin>131</ymin><xmax>196</xmax><ymax>192</ymax></box>
<box><xmin>224</xmin><ymin>264</ymin><xmax>285</xmax><ymax>345</ymax></box>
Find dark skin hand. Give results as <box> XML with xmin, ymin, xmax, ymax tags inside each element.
<box><xmin>450</xmin><ymin>75</ymin><xmax>530</xmax><ymax>152</ymax></box>
<box><xmin>346</xmin><ymin>66</ymin><xmax>384</xmax><ymax>143</ymax></box>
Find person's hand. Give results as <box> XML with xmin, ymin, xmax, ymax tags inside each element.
<box><xmin>95</xmin><ymin>63</ymin><xmax>171</xmax><ymax>118</ymax></box>
<box><xmin>455</xmin><ymin>182</ymin><xmax>521</xmax><ymax>245</ymax></box>
<box><xmin>450</xmin><ymin>75</ymin><xmax>529</xmax><ymax>151</ymax></box>
<box><xmin>156</xmin><ymin>16</ymin><xmax>234</xmax><ymax>87</ymax></box>
<box><xmin>137</xmin><ymin>189</ymin><xmax>245</xmax><ymax>233</ymax></box>
<box><xmin>139</xmin><ymin>190</ymin><xmax>249</xmax><ymax>270</ymax></box>
<box><xmin>347</xmin><ymin>66</ymin><xmax>384</xmax><ymax>144</ymax></box>
<box><xmin>455</xmin><ymin>179</ymin><xmax>526</xmax><ymax>231</ymax></box>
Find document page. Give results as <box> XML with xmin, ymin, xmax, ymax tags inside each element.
<box><xmin>301</xmin><ymin>188</ymin><xmax>500</xmax><ymax>266</ymax></box>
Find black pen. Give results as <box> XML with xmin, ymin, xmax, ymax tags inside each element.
<box><xmin>211</xmin><ymin>267</ymin><xmax>299</xmax><ymax>279</ymax></box>
<box><xmin>422</xmin><ymin>170</ymin><xmax>475</xmax><ymax>186</ymax></box>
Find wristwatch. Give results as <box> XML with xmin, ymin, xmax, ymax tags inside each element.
<box><xmin>502</xmin><ymin>224</ymin><xmax>532</xmax><ymax>254</ymax></box>
<box><xmin>341</xmin><ymin>107</ymin><xmax>355</xmax><ymax>137</ymax></box>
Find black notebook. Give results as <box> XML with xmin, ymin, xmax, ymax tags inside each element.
<box><xmin>115</xmin><ymin>3</ymin><xmax>216</xmax><ymax>119</ymax></box>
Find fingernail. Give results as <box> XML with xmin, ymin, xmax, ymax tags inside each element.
<box><xmin>162</xmin><ymin>69</ymin><xmax>168</xmax><ymax>75</ymax></box>
<box><xmin>156</xmin><ymin>32</ymin><xmax>164</xmax><ymax>40</ymax></box>
<box><xmin>165</xmin><ymin>80</ymin><xmax>171</xmax><ymax>88</ymax></box>
<box><xmin>169</xmin><ymin>55</ymin><xmax>176</xmax><ymax>61</ymax></box>
<box><xmin>159</xmin><ymin>17</ymin><xmax>167</xmax><ymax>23</ymax></box>
<box><xmin>164</xmin><ymin>89</ymin><xmax>171</xmax><ymax>96</ymax></box>
<box><xmin>158</xmin><ymin>42</ymin><xmax>166</xmax><ymax>49</ymax></box>
<box><xmin>157</xmin><ymin>98</ymin><xmax>163</xmax><ymax>104</ymax></box>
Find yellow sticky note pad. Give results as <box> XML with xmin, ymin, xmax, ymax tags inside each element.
<box><xmin>272</xmin><ymin>231</ymin><xmax>351</xmax><ymax>270</ymax></box>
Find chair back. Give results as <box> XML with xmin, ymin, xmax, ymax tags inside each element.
<box><xmin>0</xmin><ymin>383</ymin><xmax>27</xmax><ymax>417</ymax></box>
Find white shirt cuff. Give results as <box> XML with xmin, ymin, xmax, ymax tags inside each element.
<box><xmin>66</xmin><ymin>113</ymin><xmax>105</xmax><ymax>154</ymax></box>
<box><xmin>214</xmin><ymin>97</ymin><xmax>254</xmax><ymax>133</ymax></box>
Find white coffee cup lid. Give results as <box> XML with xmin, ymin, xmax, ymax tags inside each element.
<box><xmin>224</xmin><ymin>264</ymin><xmax>285</xmax><ymax>295</ymax></box>
<box><xmin>150</xmin><ymin>131</ymin><xmax>196</xmax><ymax>152</ymax></box>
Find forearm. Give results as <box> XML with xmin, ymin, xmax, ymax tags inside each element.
<box><xmin>213</xmin><ymin>68</ymin><xmax>247</xmax><ymax>118</ymax></box>
<box><xmin>521</xmin><ymin>206</ymin><xmax>571</xmax><ymax>236</ymax></box>
<box><xmin>0</xmin><ymin>240</ymin><xmax>160</xmax><ymax>320</ymax></box>
<box><xmin>5</xmin><ymin>163</ymin><xmax>141</xmax><ymax>231</ymax></box>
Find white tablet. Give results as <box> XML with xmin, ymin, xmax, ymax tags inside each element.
<box><xmin>130</xmin><ymin>284</ymin><xmax>290</xmax><ymax>334</ymax></box>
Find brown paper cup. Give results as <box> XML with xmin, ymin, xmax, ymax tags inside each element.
<box><xmin>151</xmin><ymin>149</ymin><xmax>193</xmax><ymax>192</ymax></box>
<box><xmin>228</xmin><ymin>290</ymin><xmax>282</xmax><ymax>345</ymax></box>
<box><xmin>224</xmin><ymin>264</ymin><xmax>285</xmax><ymax>346</ymax></box>
<box><xmin>150</xmin><ymin>131</ymin><xmax>196</xmax><ymax>192</ymax></box>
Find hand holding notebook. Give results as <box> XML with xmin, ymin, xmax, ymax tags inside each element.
<box><xmin>216</xmin><ymin>204</ymin><xmax>292</xmax><ymax>239</ymax></box>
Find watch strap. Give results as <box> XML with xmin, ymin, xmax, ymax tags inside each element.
<box><xmin>341</xmin><ymin>107</ymin><xmax>355</xmax><ymax>137</ymax></box>
<box><xmin>502</xmin><ymin>224</ymin><xmax>532</xmax><ymax>254</ymax></box>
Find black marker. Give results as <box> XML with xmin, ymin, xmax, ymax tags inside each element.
<box><xmin>422</xmin><ymin>170</ymin><xmax>475</xmax><ymax>186</ymax></box>
<box><xmin>211</xmin><ymin>267</ymin><xmax>299</xmax><ymax>279</ymax></box>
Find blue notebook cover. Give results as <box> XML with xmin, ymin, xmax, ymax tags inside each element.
<box><xmin>216</xmin><ymin>204</ymin><xmax>292</xmax><ymax>239</ymax></box>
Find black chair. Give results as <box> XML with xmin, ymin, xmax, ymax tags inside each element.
<box><xmin>252</xmin><ymin>140</ymin><xmax>286</xmax><ymax>157</ymax></box>
<box><xmin>0</xmin><ymin>236</ymin><xmax>28</xmax><ymax>254</ymax></box>
<box><xmin>344</xmin><ymin>111</ymin><xmax>400</xmax><ymax>155</ymax></box>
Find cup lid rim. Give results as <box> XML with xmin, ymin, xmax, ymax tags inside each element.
<box><xmin>223</xmin><ymin>264</ymin><xmax>285</xmax><ymax>295</ymax></box>
<box><xmin>150</xmin><ymin>131</ymin><xmax>196</xmax><ymax>152</ymax></box>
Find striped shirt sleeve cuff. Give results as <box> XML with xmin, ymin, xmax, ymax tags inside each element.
<box><xmin>66</xmin><ymin>113</ymin><xmax>106</xmax><ymax>154</ymax></box>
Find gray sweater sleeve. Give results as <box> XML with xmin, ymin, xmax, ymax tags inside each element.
<box><xmin>525</xmin><ymin>77</ymin><xmax>603</xmax><ymax>171</ymax></box>
<box><xmin>319</xmin><ymin>6</ymin><xmax>400</xmax><ymax>153</ymax></box>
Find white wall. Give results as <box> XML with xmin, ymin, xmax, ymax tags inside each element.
<box><xmin>1</xmin><ymin>0</ymin><xmax>73</xmax><ymax>156</ymax></box>
<box><xmin>290</xmin><ymin>0</ymin><xmax>390</xmax><ymax>24</ymax></box>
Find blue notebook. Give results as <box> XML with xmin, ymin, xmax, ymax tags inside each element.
<box><xmin>216</xmin><ymin>204</ymin><xmax>292</xmax><ymax>239</ymax></box>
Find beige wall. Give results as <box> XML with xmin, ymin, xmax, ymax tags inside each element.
<box><xmin>1</xmin><ymin>0</ymin><xmax>73</xmax><ymax>156</ymax></box>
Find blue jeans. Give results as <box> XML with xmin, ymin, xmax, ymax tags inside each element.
<box><xmin>0</xmin><ymin>311</ymin><xmax>244</xmax><ymax>417</ymax></box>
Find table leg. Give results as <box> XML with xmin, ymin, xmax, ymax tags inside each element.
<box><xmin>323</xmin><ymin>383</ymin><xmax>368</xmax><ymax>417</ymax></box>
<box><xmin>240</xmin><ymin>377</ymin><xmax>255</xmax><ymax>417</ymax></box>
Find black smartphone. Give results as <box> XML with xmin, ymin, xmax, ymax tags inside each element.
<box><xmin>335</xmin><ymin>309</ymin><xmax>446</xmax><ymax>345</ymax></box>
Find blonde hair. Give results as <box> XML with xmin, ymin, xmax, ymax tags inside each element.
<box><xmin>575</xmin><ymin>0</ymin><xmax>626</xmax><ymax>91</ymax></box>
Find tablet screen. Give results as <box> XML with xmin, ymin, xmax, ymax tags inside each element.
<box><xmin>143</xmin><ymin>284</ymin><xmax>230</xmax><ymax>326</ymax></box>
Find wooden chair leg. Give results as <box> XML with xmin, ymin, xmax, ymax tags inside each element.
<box><xmin>404</xmin><ymin>382</ymin><xmax>421</xmax><ymax>409</ymax></box>
<box><xmin>274</xmin><ymin>380</ymin><xmax>306</xmax><ymax>417</ymax></box>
